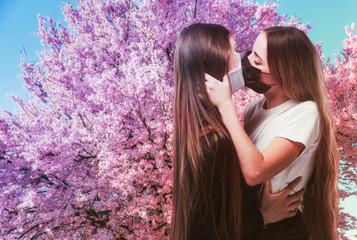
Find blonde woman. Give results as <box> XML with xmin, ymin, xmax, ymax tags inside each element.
<box><xmin>206</xmin><ymin>26</ymin><xmax>339</xmax><ymax>240</ymax></box>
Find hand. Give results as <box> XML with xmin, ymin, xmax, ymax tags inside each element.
<box><xmin>259</xmin><ymin>177</ymin><xmax>304</xmax><ymax>225</ymax></box>
<box><xmin>205</xmin><ymin>73</ymin><xmax>232</xmax><ymax>109</ymax></box>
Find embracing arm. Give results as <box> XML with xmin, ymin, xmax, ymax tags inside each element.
<box><xmin>260</xmin><ymin>177</ymin><xmax>304</xmax><ymax>225</ymax></box>
<box><xmin>205</xmin><ymin>74</ymin><xmax>304</xmax><ymax>186</ymax></box>
<box><xmin>241</xmin><ymin>176</ymin><xmax>304</xmax><ymax>238</ymax></box>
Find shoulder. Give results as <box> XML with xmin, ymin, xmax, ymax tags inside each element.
<box><xmin>282</xmin><ymin>100</ymin><xmax>320</xmax><ymax>126</ymax></box>
<box><xmin>246</xmin><ymin>97</ymin><xmax>265</xmax><ymax>111</ymax></box>
<box><xmin>277</xmin><ymin>100</ymin><xmax>321</xmax><ymax>146</ymax></box>
<box><xmin>294</xmin><ymin>100</ymin><xmax>318</xmax><ymax>111</ymax></box>
<box><xmin>199</xmin><ymin>127</ymin><xmax>232</xmax><ymax>158</ymax></box>
<box><xmin>200</xmin><ymin>127</ymin><xmax>226</xmax><ymax>150</ymax></box>
<box><xmin>245</xmin><ymin>97</ymin><xmax>265</xmax><ymax>118</ymax></box>
<box><xmin>289</xmin><ymin>100</ymin><xmax>319</xmax><ymax>119</ymax></box>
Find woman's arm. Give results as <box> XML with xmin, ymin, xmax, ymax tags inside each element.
<box><xmin>205</xmin><ymin>73</ymin><xmax>304</xmax><ymax>185</ymax></box>
<box><xmin>260</xmin><ymin>177</ymin><xmax>303</xmax><ymax>225</ymax></box>
<box><xmin>242</xmin><ymin>176</ymin><xmax>303</xmax><ymax>238</ymax></box>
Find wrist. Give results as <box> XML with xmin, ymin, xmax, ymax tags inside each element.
<box><xmin>259</xmin><ymin>207</ymin><xmax>274</xmax><ymax>226</ymax></box>
<box><xmin>217</xmin><ymin>98</ymin><xmax>235</xmax><ymax>114</ymax></box>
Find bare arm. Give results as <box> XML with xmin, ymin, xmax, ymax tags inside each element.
<box><xmin>205</xmin><ymin>73</ymin><xmax>304</xmax><ymax>185</ymax></box>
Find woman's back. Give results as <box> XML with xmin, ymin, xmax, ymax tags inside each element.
<box><xmin>187</xmin><ymin>130</ymin><xmax>237</xmax><ymax>239</ymax></box>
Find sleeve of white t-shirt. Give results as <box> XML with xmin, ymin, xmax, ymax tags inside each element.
<box><xmin>244</xmin><ymin>98</ymin><xmax>263</xmax><ymax>127</ymax></box>
<box><xmin>276</xmin><ymin>101</ymin><xmax>320</xmax><ymax>148</ymax></box>
<box><xmin>244</xmin><ymin>102</ymin><xmax>253</xmax><ymax>125</ymax></box>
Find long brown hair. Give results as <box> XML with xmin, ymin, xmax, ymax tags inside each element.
<box><xmin>265</xmin><ymin>26</ymin><xmax>339</xmax><ymax>240</ymax></box>
<box><xmin>171</xmin><ymin>23</ymin><xmax>242</xmax><ymax>239</ymax></box>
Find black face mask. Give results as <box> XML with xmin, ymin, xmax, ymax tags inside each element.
<box><xmin>242</xmin><ymin>51</ymin><xmax>273</xmax><ymax>94</ymax></box>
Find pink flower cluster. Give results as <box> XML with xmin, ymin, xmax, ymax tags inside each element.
<box><xmin>0</xmin><ymin>0</ymin><xmax>355</xmax><ymax>239</ymax></box>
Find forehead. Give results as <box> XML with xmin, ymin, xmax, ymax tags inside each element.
<box><xmin>253</xmin><ymin>32</ymin><xmax>267</xmax><ymax>56</ymax></box>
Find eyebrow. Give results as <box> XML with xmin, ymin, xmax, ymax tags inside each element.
<box><xmin>254</xmin><ymin>51</ymin><xmax>263</xmax><ymax>61</ymax></box>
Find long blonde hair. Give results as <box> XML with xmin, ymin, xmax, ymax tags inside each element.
<box><xmin>171</xmin><ymin>23</ymin><xmax>242</xmax><ymax>239</ymax></box>
<box><xmin>265</xmin><ymin>26</ymin><xmax>339</xmax><ymax>240</ymax></box>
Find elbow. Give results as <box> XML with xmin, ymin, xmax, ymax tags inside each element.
<box><xmin>242</xmin><ymin>152</ymin><xmax>264</xmax><ymax>186</ymax></box>
<box><xmin>243</xmin><ymin>170</ymin><xmax>263</xmax><ymax>186</ymax></box>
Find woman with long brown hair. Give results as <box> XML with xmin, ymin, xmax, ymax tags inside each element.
<box><xmin>171</xmin><ymin>23</ymin><xmax>303</xmax><ymax>240</ymax></box>
<box><xmin>206</xmin><ymin>26</ymin><xmax>339</xmax><ymax>239</ymax></box>
<box><xmin>171</xmin><ymin>22</ymin><xmax>243</xmax><ymax>240</ymax></box>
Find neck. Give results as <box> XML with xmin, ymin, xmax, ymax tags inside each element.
<box><xmin>263</xmin><ymin>89</ymin><xmax>290</xmax><ymax>109</ymax></box>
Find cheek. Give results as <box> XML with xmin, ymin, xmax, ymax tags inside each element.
<box><xmin>260</xmin><ymin>73</ymin><xmax>274</xmax><ymax>84</ymax></box>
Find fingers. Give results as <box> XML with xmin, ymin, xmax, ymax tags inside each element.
<box><xmin>289</xmin><ymin>200</ymin><xmax>300</xmax><ymax>210</ymax></box>
<box><xmin>205</xmin><ymin>73</ymin><xmax>214</xmax><ymax>92</ymax></box>
<box><xmin>204</xmin><ymin>73</ymin><xmax>217</xmax><ymax>83</ymax></box>
<box><xmin>222</xmin><ymin>74</ymin><xmax>229</xmax><ymax>83</ymax></box>
<box><xmin>287</xmin><ymin>187</ymin><xmax>304</xmax><ymax>202</ymax></box>
<box><xmin>286</xmin><ymin>201</ymin><xmax>300</xmax><ymax>218</ymax></box>
<box><xmin>284</xmin><ymin>176</ymin><xmax>302</xmax><ymax>193</ymax></box>
<box><xmin>205</xmin><ymin>73</ymin><xmax>229</xmax><ymax>84</ymax></box>
<box><xmin>286</xmin><ymin>187</ymin><xmax>304</xmax><ymax>214</ymax></box>
<box><xmin>205</xmin><ymin>73</ymin><xmax>222</xmax><ymax>92</ymax></box>
<box><xmin>264</xmin><ymin>179</ymin><xmax>271</xmax><ymax>194</ymax></box>
<box><xmin>287</xmin><ymin>208</ymin><xmax>299</xmax><ymax>217</ymax></box>
<box><xmin>287</xmin><ymin>176</ymin><xmax>302</xmax><ymax>189</ymax></box>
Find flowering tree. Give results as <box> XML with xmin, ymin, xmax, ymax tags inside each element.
<box><xmin>324</xmin><ymin>23</ymin><xmax>357</xmax><ymax>240</ymax></box>
<box><xmin>326</xmin><ymin>24</ymin><xmax>357</xmax><ymax>122</ymax></box>
<box><xmin>0</xmin><ymin>0</ymin><xmax>355</xmax><ymax>239</ymax></box>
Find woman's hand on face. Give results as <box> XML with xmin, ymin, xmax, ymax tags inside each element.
<box><xmin>205</xmin><ymin>73</ymin><xmax>232</xmax><ymax>110</ymax></box>
<box><xmin>259</xmin><ymin>176</ymin><xmax>304</xmax><ymax>225</ymax></box>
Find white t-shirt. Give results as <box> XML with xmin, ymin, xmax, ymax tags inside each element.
<box><xmin>244</xmin><ymin>98</ymin><xmax>321</xmax><ymax>195</ymax></box>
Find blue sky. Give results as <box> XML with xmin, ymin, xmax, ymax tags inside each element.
<box><xmin>0</xmin><ymin>0</ymin><xmax>356</xmax><ymax>111</ymax></box>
